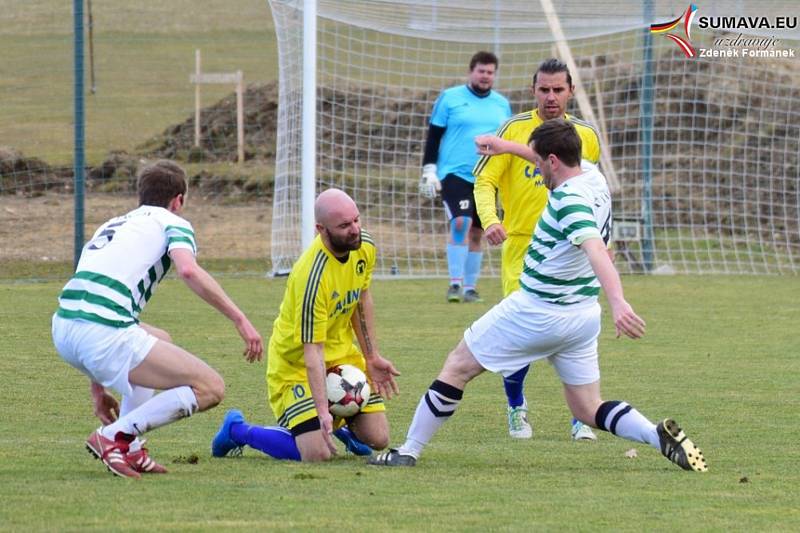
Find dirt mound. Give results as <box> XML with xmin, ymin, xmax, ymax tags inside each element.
<box><xmin>0</xmin><ymin>146</ymin><xmax>69</xmax><ymax>196</ymax></box>
<box><xmin>142</xmin><ymin>82</ymin><xmax>280</xmax><ymax>163</ymax></box>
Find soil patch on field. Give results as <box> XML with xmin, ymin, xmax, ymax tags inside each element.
<box><xmin>0</xmin><ymin>194</ymin><xmax>270</xmax><ymax>264</ymax></box>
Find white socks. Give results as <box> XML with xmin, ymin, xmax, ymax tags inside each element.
<box><xmin>101</xmin><ymin>386</ymin><xmax>198</xmax><ymax>439</ymax></box>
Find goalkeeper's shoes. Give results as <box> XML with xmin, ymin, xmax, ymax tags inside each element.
<box><xmin>211</xmin><ymin>409</ymin><xmax>245</xmax><ymax>458</ymax></box>
<box><xmin>656</xmin><ymin>418</ymin><xmax>708</xmax><ymax>472</ymax></box>
<box><xmin>507</xmin><ymin>402</ymin><xmax>533</xmax><ymax>439</ymax></box>
<box><xmin>333</xmin><ymin>427</ymin><xmax>373</xmax><ymax>456</ymax></box>
<box><xmin>571</xmin><ymin>420</ymin><xmax>598</xmax><ymax>442</ymax></box>
<box><xmin>85</xmin><ymin>429</ymin><xmax>141</xmax><ymax>479</ymax></box>
<box><xmin>462</xmin><ymin>289</ymin><xmax>483</xmax><ymax>303</ymax></box>
<box><xmin>367</xmin><ymin>448</ymin><xmax>417</xmax><ymax>467</ymax></box>
<box><xmin>447</xmin><ymin>284</ymin><xmax>463</xmax><ymax>303</ymax></box>
<box><xmin>126</xmin><ymin>440</ymin><xmax>168</xmax><ymax>474</ymax></box>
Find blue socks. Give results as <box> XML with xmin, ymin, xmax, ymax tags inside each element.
<box><xmin>464</xmin><ymin>251</ymin><xmax>482</xmax><ymax>291</ymax></box>
<box><xmin>230</xmin><ymin>422</ymin><xmax>301</xmax><ymax>461</ymax></box>
<box><xmin>446</xmin><ymin>243</ymin><xmax>468</xmax><ymax>284</ymax></box>
<box><xmin>503</xmin><ymin>365</ymin><xmax>530</xmax><ymax>408</ymax></box>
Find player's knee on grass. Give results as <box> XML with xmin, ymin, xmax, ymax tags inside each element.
<box><xmin>296</xmin><ymin>431</ymin><xmax>334</xmax><ymax>462</ymax></box>
<box><xmin>350</xmin><ymin>414</ymin><xmax>390</xmax><ymax>450</ymax></box>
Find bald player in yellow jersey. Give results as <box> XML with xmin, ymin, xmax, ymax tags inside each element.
<box><xmin>211</xmin><ymin>189</ymin><xmax>400</xmax><ymax>463</ymax></box>
<box><xmin>473</xmin><ymin>59</ymin><xmax>600</xmax><ymax>442</ymax></box>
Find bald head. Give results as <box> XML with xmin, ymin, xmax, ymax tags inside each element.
<box><xmin>315</xmin><ymin>188</ymin><xmax>357</xmax><ymax>225</ymax></box>
<box><xmin>314</xmin><ymin>188</ymin><xmax>362</xmax><ymax>256</ymax></box>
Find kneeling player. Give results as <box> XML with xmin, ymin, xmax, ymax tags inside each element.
<box><xmin>212</xmin><ymin>189</ymin><xmax>400</xmax><ymax>461</ymax></box>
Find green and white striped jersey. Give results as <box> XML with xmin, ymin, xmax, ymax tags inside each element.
<box><xmin>57</xmin><ymin>206</ymin><xmax>197</xmax><ymax>328</ymax></box>
<box><xmin>519</xmin><ymin>166</ymin><xmax>611</xmax><ymax>305</ymax></box>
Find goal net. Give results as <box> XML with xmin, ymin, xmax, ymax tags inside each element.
<box><xmin>268</xmin><ymin>0</ymin><xmax>800</xmax><ymax>276</ymax></box>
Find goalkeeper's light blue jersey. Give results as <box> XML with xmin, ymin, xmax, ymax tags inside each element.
<box><xmin>430</xmin><ymin>84</ymin><xmax>511</xmax><ymax>184</ymax></box>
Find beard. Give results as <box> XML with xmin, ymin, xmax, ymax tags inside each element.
<box><xmin>327</xmin><ymin>230</ymin><xmax>362</xmax><ymax>255</ymax></box>
<box><xmin>470</xmin><ymin>81</ymin><xmax>492</xmax><ymax>95</ymax></box>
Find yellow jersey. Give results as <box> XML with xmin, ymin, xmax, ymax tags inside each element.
<box><xmin>267</xmin><ymin>229</ymin><xmax>376</xmax><ymax>384</ymax></box>
<box><xmin>473</xmin><ymin>110</ymin><xmax>601</xmax><ymax>238</ymax></box>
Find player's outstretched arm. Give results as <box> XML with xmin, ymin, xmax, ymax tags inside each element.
<box><xmin>475</xmin><ymin>134</ymin><xmax>536</xmax><ymax>162</ymax></box>
<box><xmin>581</xmin><ymin>238</ymin><xmax>646</xmax><ymax>339</ymax></box>
<box><xmin>350</xmin><ymin>289</ymin><xmax>400</xmax><ymax>399</ymax></box>
<box><xmin>170</xmin><ymin>248</ymin><xmax>263</xmax><ymax>361</ymax></box>
<box><xmin>303</xmin><ymin>342</ymin><xmax>337</xmax><ymax>454</ymax></box>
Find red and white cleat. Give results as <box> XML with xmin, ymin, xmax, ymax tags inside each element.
<box><xmin>85</xmin><ymin>430</ymin><xmax>141</xmax><ymax>479</ymax></box>
<box><xmin>126</xmin><ymin>441</ymin><xmax>168</xmax><ymax>474</ymax></box>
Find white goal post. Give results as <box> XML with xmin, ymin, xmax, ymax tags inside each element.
<box><xmin>268</xmin><ymin>0</ymin><xmax>800</xmax><ymax>276</ymax></box>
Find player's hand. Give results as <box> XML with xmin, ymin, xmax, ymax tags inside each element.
<box><xmin>475</xmin><ymin>134</ymin><xmax>507</xmax><ymax>156</ymax></box>
<box><xmin>611</xmin><ymin>300</ymin><xmax>646</xmax><ymax>339</ymax></box>
<box><xmin>365</xmin><ymin>355</ymin><xmax>401</xmax><ymax>400</ymax></box>
<box><xmin>419</xmin><ymin>164</ymin><xmax>440</xmax><ymax>199</ymax></box>
<box><xmin>318</xmin><ymin>410</ymin><xmax>338</xmax><ymax>455</ymax></box>
<box><xmin>235</xmin><ymin>317</ymin><xmax>263</xmax><ymax>362</ymax></box>
<box><xmin>484</xmin><ymin>223</ymin><xmax>507</xmax><ymax>246</ymax></box>
<box><xmin>92</xmin><ymin>389</ymin><xmax>120</xmax><ymax>425</ymax></box>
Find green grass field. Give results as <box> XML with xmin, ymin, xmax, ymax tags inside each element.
<box><xmin>1</xmin><ymin>276</ymin><xmax>798</xmax><ymax>531</ymax></box>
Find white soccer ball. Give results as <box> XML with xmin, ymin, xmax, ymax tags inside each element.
<box><xmin>326</xmin><ymin>364</ymin><xmax>371</xmax><ymax>418</ymax></box>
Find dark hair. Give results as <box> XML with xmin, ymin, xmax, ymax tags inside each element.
<box><xmin>469</xmin><ymin>51</ymin><xmax>499</xmax><ymax>71</ymax></box>
<box><xmin>532</xmin><ymin>58</ymin><xmax>572</xmax><ymax>87</ymax></box>
<box><xmin>137</xmin><ymin>160</ymin><xmax>188</xmax><ymax>208</ymax></box>
<box><xmin>528</xmin><ymin>119</ymin><xmax>582</xmax><ymax>167</ymax></box>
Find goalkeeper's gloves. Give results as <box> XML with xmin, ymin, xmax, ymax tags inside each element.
<box><xmin>419</xmin><ymin>164</ymin><xmax>441</xmax><ymax>199</ymax></box>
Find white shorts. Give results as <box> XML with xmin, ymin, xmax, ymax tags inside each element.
<box><xmin>51</xmin><ymin>314</ymin><xmax>158</xmax><ymax>396</ymax></box>
<box><xmin>463</xmin><ymin>290</ymin><xmax>601</xmax><ymax>385</ymax></box>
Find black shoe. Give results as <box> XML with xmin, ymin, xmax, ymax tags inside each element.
<box><xmin>447</xmin><ymin>284</ymin><xmax>462</xmax><ymax>303</ymax></box>
<box><xmin>462</xmin><ymin>289</ymin><xmax>483</xmax><ymax>303</ymax></box>
<box><xmin>656</xmin><ymin>418</ymin><xmax>708</xmax><ymax>472</ymax></box>
<box><xmin>367</xmin><ymin>448</ymin><xmax>416</xmax><ymax>467</ymax></box>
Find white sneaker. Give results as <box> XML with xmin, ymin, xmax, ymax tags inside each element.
<box><xmin>571</xmin><ymin>421</ymin><xmax>598</xmax><ymax>441</ymax></box>
<box><xmin>507</xmin><ymin>402</ymin><xmax>533</xmax><ymax>439</ymax></box>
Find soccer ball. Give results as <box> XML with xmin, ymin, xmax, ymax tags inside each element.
<box><xmin>326</xmin><ymin>364</ymin><xmax>371</xmax><ymax>418</ymax></box>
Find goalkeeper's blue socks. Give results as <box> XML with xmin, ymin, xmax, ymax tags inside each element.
<box><xmin>446</xmin><ymin>243</ymin><xmax>468</xmax><ymax>284</ymax></box>
<box><xmin>230</xmin><ymin>422</ymin><xmax>301</xmax><ymax>461</ymax></box>
<box><xmin>503</xmin><ymin>365</ymin><xmax>530</xmax><ymax>408</ymax></box>
<box><xmin>464</xmin><ymin>251</ymin><xmax>483</xmax><ymax>290</ymax></box>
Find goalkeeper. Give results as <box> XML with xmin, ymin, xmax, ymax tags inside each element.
<box><xmin>473</xmin><ymin>58</ymin><xmax>601</xmax><ymax>442</ymax></box>
<box><xmin>419</xmin><ymin>51</ymin><xmax>512</xmax><ymax>303</ymax></box>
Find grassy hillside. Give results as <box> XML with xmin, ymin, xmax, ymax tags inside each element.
<box><xmin>0</xmin><ymin>1</ymin><xmax>277</xmax><ymax>164</ymax></box>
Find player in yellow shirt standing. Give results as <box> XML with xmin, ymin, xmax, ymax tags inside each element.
<box><xmin>212</xmin><ymin>188</ymin><xmax>400</xmax><ymax>462</ymax></box>
<box><xmin>473</xmin><ymin>58</ymin><xmax>600</xmax><ymax>442</ymax></box>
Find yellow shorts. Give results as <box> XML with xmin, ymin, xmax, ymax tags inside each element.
<box><xmin>268</xmin><ymin>351</ymin><xmax>385</xmax><ymax>431</ymax></box>
<box><xmin>501</xmin><ymin>235</ymin><xmax>531</xmax><ymax>297</ymax></box>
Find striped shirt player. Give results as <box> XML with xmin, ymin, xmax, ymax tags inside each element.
<box><xmin>267</xmin><ymin>228</ymin><xmax>384</xmax><ymax>431</ymax></box>
<box><xmin>465</xmin><ymin>164</ymin><xmax>612</xmax><ymax>382</ymax></box>
<box><xmin>52</xmin><ymin>160</ymin><xmax>263</xmax><ymax>479</ymax></box>
<box><xmin>473</xmin><ymin>58</ymin><xmax>602</xmax><ymax>442</ymax></box>
<box><xmin>519</xmin><ymin>165</ymin><xmax>611</xmax><ymax>305</ymax></box>
<box><xmin>56</xmin><ymin>206</ymin><xmax>196</xmax><ymax>329</ymax></box>
<box><xmin>474</xmin><ymin>108</ymin><xmax>601</xmax><ymax>297</ymax></box>
<box><xmin>370</xmin><ymin>120</ymin><xmax>708</xmax><ymax>474</ymax></box>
